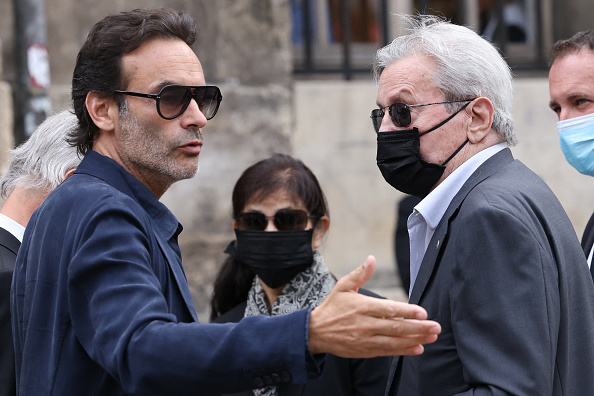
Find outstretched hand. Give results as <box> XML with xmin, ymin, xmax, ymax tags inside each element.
<box><xmin>308</xmin><ymin>255</ymin><xmax>441</xmax><ymax>357</ymax></box>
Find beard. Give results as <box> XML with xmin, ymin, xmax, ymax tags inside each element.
<box><xmin>116</xmin><ymin>104</ymin><xmax>201</xmax><ymax>188</ymax></box>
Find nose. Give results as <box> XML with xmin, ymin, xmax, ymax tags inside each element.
<box><xmin>379</xmin><ymin>109</ymin><xmax>396</xmax><ymax>132</ymax></box>
<box><xmin>180</xmin><ymin>97</ymin><xmax>208</xmax><ymax>129</ymax></box>
<box><xmin>264</xmin><ymin>217</ymin><xmax>278</xmax><ymax>232</ymax></box>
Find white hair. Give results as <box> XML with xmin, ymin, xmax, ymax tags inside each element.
<box><xmin>373</xmin><ymin>14</ymin><xmax>517</xmax><ymax>146</ymax></box>
<box><xmin>0</xmin><ymin>110</ymin><xmax>82</xmax><ymax>197</ymax></box>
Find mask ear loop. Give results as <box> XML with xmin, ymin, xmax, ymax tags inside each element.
<box><xmin>419</xmin><ymin>101</ymin><xmax>473</xmax><ymax>137</ymax></box>
<box><xmin>416</xmin><ymin>100</ymin><xmax>473</xmax><ymax>166</ymax></box>
<box><xmin>441</xmin><ymin>139</ymin><xmax>469</xmax><ymax>166</ymax></box>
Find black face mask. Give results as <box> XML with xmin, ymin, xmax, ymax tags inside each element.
<box><xmin>225</xmin><ymin>229</ymin><xmax>314</xmax><ymax>289</ymax></box>
<box><xmin>376</xmin><ymin>102</ymin><xmax>471</xmax><ymax>198</ymax></box>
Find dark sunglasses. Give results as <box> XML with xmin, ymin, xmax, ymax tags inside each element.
<box><xmin>114</xmin><ymin>84</ymin><xmax>222</xmax><ymax>120</ymax></box>
<box><xmin>236</xmin><ymin>209</ymin><xmax>316</xmax><ymax>231</ymax></box>
<box><xmin>370</xmin><ymin>99</ymin><xmax>474</xmax><ymax>133</ymax></box>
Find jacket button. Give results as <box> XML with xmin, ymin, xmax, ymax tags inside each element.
<box><xmin>253</xmin><ymin>377</ymin><xmax>264</xmax><ymax>388</ymax></box>
<box><xmin>271</xmin><ymin>373</ymin><xmax>281</xmax><ymax>384</ymax></box>
<box><xmin>280</xmin><ymin>371</ymin><xmax>291</xmax><ymax>383</ymax></box>
<box><xmin>263</xmin><ymin>375</ymin><xmax>273</xmax><ymax>386</ymax></box>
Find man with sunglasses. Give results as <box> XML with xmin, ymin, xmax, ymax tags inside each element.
<box><xmin>10</xmin><ymin>8</ymin><xmax>441</xmax><ymax>396</ymax></box>
<box><xmin>376</xmin><ymin>15</ymin><xmax>594</xmax><ymax>396</ymax></box>
<box><xmin>548</xmin><ymin>30</ymin><xmax>594</xmax><ymax>281</ymax></box>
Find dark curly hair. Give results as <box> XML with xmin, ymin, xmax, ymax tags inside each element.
<box><xmin>69</xmin><ymin>8</ymin><xmax>196</xmax><ymax>155</ymax></box>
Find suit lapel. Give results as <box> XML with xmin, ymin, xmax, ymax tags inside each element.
<box><xmin>153</xmin><ymin>228</ymin><xmax>198</xmax><ymax>322</ymax></box>
<box><xmin>580</xmin><ymin>213</ymin><xmax>594</xmax><ymax>283</ymax></box>
<box><xmin>409</xmin><ymin>216</ymin><xmax>450</xmax><ymax>304</ymax></box>
<box><xmin>581</xmin><ymin>213</ymin><xmax>594</xmax><ymax>252</ymax></box>
<box><xmin>409</xmin><ymin>148</ymin><xmax>514</xmax><ymax>305</ymax></box>
<box><xmin>0</xmin><ymin>227</ymin><xmax>21</xmax><ymax>256</ymax></box>
<box><xmin>384</xmin><ymin>356</ymin><xmax>401</xmax><ymax>396</ymax></box>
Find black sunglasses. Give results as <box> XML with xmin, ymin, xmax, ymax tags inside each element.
<box><xmin>370</xmin><ymin>99</ymin><xmax>474</xmax><ymax>133</ymax></box>
<box><xmin>114</xmin><ymin>85</ymin><xmax>222</xmax><ymax>120</ymax></box>
<box><xmin>236</xmin><ymin>209</ymin><xmax>316</xmax><ymax>231</ymax></box>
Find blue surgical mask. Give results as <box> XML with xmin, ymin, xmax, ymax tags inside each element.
<box><xmin>558</xmin><ymin>112</ymin><xmax>594</xmax><ymax>176</ymax></box>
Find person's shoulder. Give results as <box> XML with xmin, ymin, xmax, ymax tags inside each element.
<box><xmin>50</xmin><ymin>171</ymin><xmax>135</xmax><ymax>210</ymax></box>
<box><xmin>461</xmin><ymin>152</ymin><xmax>550</xmax><ymax>204</ymax></box>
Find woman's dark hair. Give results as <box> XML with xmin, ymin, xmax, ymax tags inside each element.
<box><xmin>210</xmin><ymin>154</ymin><xmax>329</xmax><ymax>321</ymax></box>
<box><xmin>69</xmin><ymin>8</ymin><xmax>196</xmax><ymax>156</ymax></box>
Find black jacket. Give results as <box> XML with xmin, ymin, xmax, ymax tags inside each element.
<box><xmin>0</xmin><ymin>227</ymin><xmax>19</xmax><ymax>396</ymax></box>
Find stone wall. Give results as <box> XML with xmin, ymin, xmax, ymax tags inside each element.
<box><xmin>0</xmin><ymin>38</ymin><xmax>13</xmax><ymax>176</ymax></box>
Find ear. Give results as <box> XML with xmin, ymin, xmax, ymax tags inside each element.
<box><xmin>232</xmin><ymin>220</ymin><xmax>238</xmax><ymax>230</ymax></box>
<box><xmin>466</xmin><ymin>97</ymin><xmax>494</xmax><ymax>144</ymax></box>
<box><xmin>85</xmin><ymin>91</ymin><xmax>118</xmax><ymax>133</ymax></box>
<box><xmin>63</xmin><ymin>168</ymin><xmax>77</xmax><ymax>180</ymax></box>
<box><xmin>312</xmin><ymin>215</ymin><xmax>330</xmax><ymax>250</ymax></box>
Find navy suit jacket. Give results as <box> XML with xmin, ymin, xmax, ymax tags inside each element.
<box><xmin>0</xmin><ymin>227</ymin><xmax>18</xmax><ymax>396</ymax></box>
<box><xmin>385</xmin><ymin>149</ymin><xmax>594</xmax><ymax>395</ymax></box>
<box><xmin>11</xmin><ymin>151</ymin><xmax>317</xmax><ymax>396</ymax></box>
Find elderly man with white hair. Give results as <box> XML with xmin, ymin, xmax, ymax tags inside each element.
<box><xmin>0</xmin><ymin>110</ymin><xmax>81</xmax><ymax>396</ymax></box>
<box><xmin>371</xmin><ymin>15</ymin><xmax>594</xmax><ymax>396</ymax></box>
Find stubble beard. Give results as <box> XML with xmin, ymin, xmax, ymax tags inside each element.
<box><xmin>117</xmin><ymin>105</ymin><xmax>200</xmax><ymax>187</ymax></box>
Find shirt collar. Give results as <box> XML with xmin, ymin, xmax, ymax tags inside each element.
<box><xmin>78</xmin><ymin>151</ymin><xmax>182</xmax><ymax>242</ymax></box>
<box><xmin>0</xmin><ymin>212</ymin><xmax>25</xmax><ymax>242</ymax></box>
<box><xmin>415</xmin><ymin>143</ymin><xmax>506</xmax><ymax>230</ymax></box>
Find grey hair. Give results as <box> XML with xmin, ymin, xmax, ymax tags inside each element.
<box><xmin>0</xmin><ymin>110</ymin><xmax>82</xmax><ymax>197</ymax></box>
<box><xmin>373</xmin><ymin>14</ymin><xmax>517</xmax><ymax>146</ymax></box>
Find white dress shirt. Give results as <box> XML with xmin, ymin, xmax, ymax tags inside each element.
<box><xmin>407</xmin><ymin>143</ymin><xmax>506</xmax><ymax>296</ymax></box>
<box><xmin>0</xmin><ymin>212</ymin><xmax>25</xmax><ymax>242</ymax></box>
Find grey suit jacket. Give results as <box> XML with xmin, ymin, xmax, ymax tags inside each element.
<box><xmin>580</xmin><ymin>212</ymin><xmax>594</xmax><ymax>280</ymax></box>
<box><xmin>0</xmin><ymin>227</ymin><xmax>19</xmax><ymax>396</ymax></box>
<box><xmin>386</xmin><ymin>148</ymin><xmax>594</xmax><ymax>396</ymax></box>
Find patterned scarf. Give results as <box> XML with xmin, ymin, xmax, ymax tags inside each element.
<box><xmin>245</xmin><ymin>251</ymin><xmax>336</xmax><ymax>396</ymax></box>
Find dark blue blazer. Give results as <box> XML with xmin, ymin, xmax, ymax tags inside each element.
<box><xmin>11</xmin><ymin>151</ymin><xmax>317</xmax><ymax>396</ymax></box>
<box><xmin>0</xmin><ymin>227</ymin><xmax>18</xmax><ymax>396</ymax></box>
<box><xmin>385</xmin><ymin>149</ymin><xmax>594</xmax><ymax>396</ymax></box>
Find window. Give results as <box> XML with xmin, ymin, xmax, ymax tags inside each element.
<box><xmin>291</xmin><ymin>0</ymin><xmax>552</xmax><ymax>79</ymax></box>
<box><xmin>417</xmin><ymin>0</ymin><xmax>551</xmax><ymax>70</ymax></box>
<box><xmin>291</xmin><ymin>0</ymin><xmax>389</xmax><ymax>79</ymax></box>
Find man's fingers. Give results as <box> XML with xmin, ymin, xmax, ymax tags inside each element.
<box><xmin>351</xmin><ymin>293</ymin><xmax>429</xmax><ymax>321</ymax></box>
<box><xmin>314</xmin><ymin>318</ymin><xmax>441</xmax><ymax>358</ymax></box>
<box><xmin>378</xmin><ymin>299</ymin><xmax>429</xmax><ymax>320</ymax></box>
<box><xmin>333</xmin><ymin>255</ymin><xmax>376</xmax><ymax>293</ymax></box>
<box><xmin>386</xmin><ymin>317</ymin><xmax>441</xmax><ymax>337</ymax></box>
<box><xmin>340</xmin><ymin>317</ymin><xmax>441</xmax><ymax>358</ymax></box>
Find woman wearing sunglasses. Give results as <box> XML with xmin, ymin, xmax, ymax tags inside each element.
<box><xmin>210</xmin><ymin>154</ymin><xmax>389</xmax><ymax>396</ymax></box>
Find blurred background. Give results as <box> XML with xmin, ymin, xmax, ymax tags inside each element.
<box><xmin>0</xmin><ymin>0</ymin><xmax>592</xmax><ymax>321</ymax></box>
